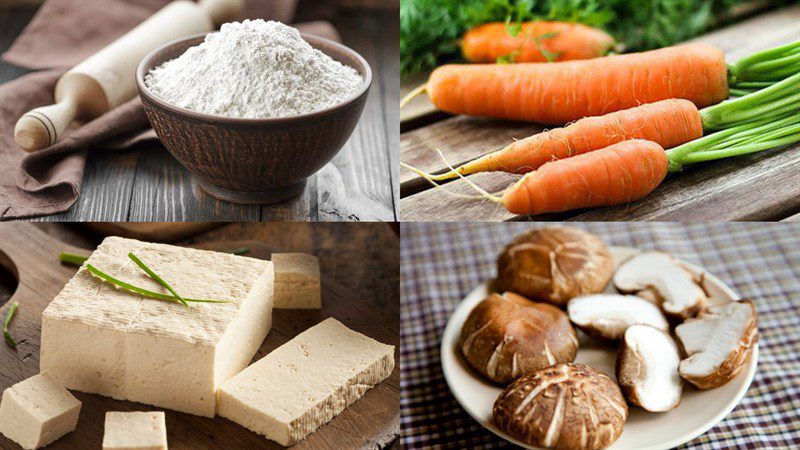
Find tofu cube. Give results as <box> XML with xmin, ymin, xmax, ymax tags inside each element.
<box><xmin>0</xmin><ymin>374</ymin><xmax>81</xmax><ymax>449</ymax></box>
<box><xmin>40</xmin><ymin>236</ymin><xmax>274</xmax><ymax>417</ymax></box>
<box><xmin>272</xmin><ymin>253</ymin><xmax>321</xmax><ymax>309</ymax></box>
<box><xmin>217</xmin><ymin>318</ymin><xmax>394</xmax><ymax>446</ymax></box>
<box><xmin>102</xmin><ymin>411</ymin><xmax>167</xmax><ymax>450</ymax></box>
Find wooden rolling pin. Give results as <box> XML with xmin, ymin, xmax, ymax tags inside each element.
<box><xmin>14</xmin><ymin>0</ymin><xmax>244</xmax><ymax>152</ymax></box>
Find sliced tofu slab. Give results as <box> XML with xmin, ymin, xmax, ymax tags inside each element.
<box><xmin>40</xmin><ymin>236</ymin><xmax>274</xmax><ymax>417</ymax></box>
<box><xmin>0</xmin><ymin>374</ymin><xmax>81</xmax><ymax>450</ymax></box>
<box><xmin>217</xmin><ymin>318</ymin><xmax>395</xmax><ymax>446</ymax></box>
<box><xmin>102</xmin><ymin>411</ymin><xmax>167</xmax><ymax>450</ymax></box>
<box><xmin>272</xmin><ymin>253</ymin><xmax>321</xmax><ymax>309</ymax></box>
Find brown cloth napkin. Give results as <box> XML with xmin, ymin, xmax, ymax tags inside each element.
<box><xmin>0</xmin><ymin>0</ymin><xmax>340</xmax><ymax>220</ymax></box>
<box><xmin>0</xmin><ymin>70</ymin><xmax>152</xmax><ymax>218</ymax></box>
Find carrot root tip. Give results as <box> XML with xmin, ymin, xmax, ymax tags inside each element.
<box><xmin>400</xmin><ymin>83</ymin><xmax>428</xmax><ymax>109</ymax></box>
<box><xmin>432</xmin><ymin>148</ymin><xmax>503</xmax><ymax>204</ymax></box>
<box><xmin>399</xmin><ymin>162</ymin><xmax>497</xmax><ymax>201</ymax></box>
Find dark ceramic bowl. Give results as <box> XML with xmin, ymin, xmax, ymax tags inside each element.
<box><xmin>136</xmin><ymin>32</ymin><xmax>371</xmax><ymax>204</ymax></box>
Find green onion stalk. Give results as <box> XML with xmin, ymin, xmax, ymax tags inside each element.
<box><xmin>85</xmin><ymin>264</ymin><xmax>229</xmax><ymax>305</ymax></box>
<box><xmin>59</xmin><ymin>249</ymin><xmax>242</xmax><ymax>306</ymax></box>
<box><xmin>4</xmin><ymin>301</ymin><xmax>19</xmax><ymax>348</ymax></box>
<box><xmin>128</xmin><ymin>253</ymin><xmax>189</xmax><ymax>307</ymax></box>
<box><xmin>59</xmin><ymin>252</ymin><xmax>89</xmax><ymax>266</ymax></box>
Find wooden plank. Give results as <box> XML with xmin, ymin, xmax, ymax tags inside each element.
<box><xmin>261</xmin><ymin>177</ymin><xmax>317</xmax><ymax>222</ymax></box>
<box><xmin>400</xmin><ymin>172</ymin><xmax>518</xmax><ymax>222</ymax></box>
<box><xmin>126</xmin><ymin>143</ymin><xmax>261</xmax><ymax>221</ymax></box>
<box><xmin>383</xmin><ymin>10</ymin><xmax>402</xmax><ymax>215</ymax></box>
<box><xmin>317</xmin><ymin>12</ymin><xmax>397</xmax><ymax>221</ymax></box>
<box><xmin>401</xmin><ymin>141</ymin><xmax>800</xmax><ymax>222</ymax></box>
<box><xmin>400</xmin><ymin>5</ymin><xmax>800</xmax><ymax>222</ymax></box>
<box><xmin>40</xmin><ymin>150</ymin><xmax>138</xmax><ymax>222</ymax></box>
<box><xmin>0</xmin><ymin>222</ymin><xmax>399</xmax><ymax>449</ymax></box>
<box><xmin>400</xmin><ymin>116</ymin><xmax>544</xmax><ymax>193</ymax></box>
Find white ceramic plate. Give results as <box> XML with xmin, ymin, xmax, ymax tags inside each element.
<box><xmin>441</xmin><ymin>246</ymin><xmax>758</xmax><ymax>450</ymax></box>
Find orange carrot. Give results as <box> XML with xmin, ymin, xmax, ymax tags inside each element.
<box><xmin>462</xmin><ymin>21</ymin><xmax>615</xmax><ymax>64</ymax></box>
<box><xmin>426</xmin><ymin>43</ymin><xmax>728</xmax><ymax>124</ymax></box>
<box><xmin>429</xmin><ymin>99</ymin><xmax>701</xmax><ymax>179</ymax></box>
<box><xmin>501</xmin><ymin>139</ymin><xmax>668</xmax><ymax>214</ymax></box>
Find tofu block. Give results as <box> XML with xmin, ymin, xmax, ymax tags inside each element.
<box><xmin>103</xmin><ymin>411</ymin><xmax>167</xmax><ymax>450</ymax></box>
<box><xmin>218</xmin><ymin>318</ymin><xmax>394</xmax><ymax>446</ymax></box>
<box><xmin>0</xmin><ymin>374</ymin><xmax>81</xmax><ymax>449</ymax></box>
<box><xmin>41</xmin><ymin>236</ymin><xmax>274</xmax><ymax>417</ymax></box>
<box><xmin>272</xmin><ymin>253</ymin><xmax>321</xmax><ymax>309</ymax></box>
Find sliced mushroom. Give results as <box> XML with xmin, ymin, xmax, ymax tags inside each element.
<box><xmin>496</xmin><ymin>226</ymin><xmax>613</xmax><ymax>306</ymax></box>
<box><xmin>567</xmin><ymin>294</ymin><xmax>668</xmax><ymax>341</ymax></box>
<box><xmin>613</xmin><ymin>251</ymin><xmax>708</xmax><ymax>320</ymax></box>
<box><xmin>616</xmin><ymin>325</ymin><xmax>682</xmax><ymax>412</ymax></box>
<box><xmin>675</xmin><ymin>300</ymin><xmax>758</xmax><ymax>389</ymax></box>
<box><xmin>460</xmin><ymin>292</ymin><xmax>578</xmax><ymax>384</ymax></box>
<box><xmin>633</xmin><ymin>287</ymin><xmax>661</xmax><ymax>306</ymax></box>
<box><xmin>493</xmin><ymin>363</ymin><xmax>628</xmax><ymax>450</ymax></box>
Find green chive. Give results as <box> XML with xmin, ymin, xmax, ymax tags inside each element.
<box><xmin>226</xmin><ymin>247</ymin><xmax>251</xmax><ymax>255</ymax></box>
<box><xmin>85</xmin><ymin>264</ymin><xmax>229</xmax><ymax>304</ymax></box>
<box><xmin>128</xmin><ymin>253</ymin><xmax>188</xmax><ymax>307</ymax></box>
<box><xmin>4</xmin><ymin>301</ymin><xmax>19</xmax><ymax>348</ymax></box>
<box><xmin>60</xmin><ymin>252</ymin><xmax>89</xmax><ymax>266</ymax></box>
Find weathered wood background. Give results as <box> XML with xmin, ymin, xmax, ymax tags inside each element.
<box><xmin>399</xmin><ymin>5</ymin><xmax>800</xmax><ymax>222</ymax></box>
<box><xmin>0</xmin><ymin>6</ymin><xmax>399</xmax><ymax>222</ymax></box>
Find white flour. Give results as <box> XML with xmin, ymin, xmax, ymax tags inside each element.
<box><xmin>145</xmin><ymin>20</ymin><xmax>363</xmax><ymax>118</ymax></box>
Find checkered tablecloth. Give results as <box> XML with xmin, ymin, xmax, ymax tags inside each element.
<box><xmin>400</xmin><ymin>222</ymin><xmax>800</xmax><ymax>449</ymax></box>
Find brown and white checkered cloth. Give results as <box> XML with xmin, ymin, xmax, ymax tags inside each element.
<box><xmin>400</xmin><ymin>222</ymin><xmax>800</xmax><ymax>449</ymax></box>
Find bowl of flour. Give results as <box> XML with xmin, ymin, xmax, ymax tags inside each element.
<box><xmin>136</xmin><ymin>19</ymin><xmax>371</xmax><ymax>204</ymax></box>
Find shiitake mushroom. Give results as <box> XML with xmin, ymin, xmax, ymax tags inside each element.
<box><xmin>493</xmin><ymin>363</ymin><xmax>628</xmax><ymax>450</ymax></box>
<box><xmin>496</xmin><ymin>227</ymin><xmax>612</xmax><ymax>306</ymax></box>
<box><xmin>460</xmin><ymin>292</ymin><xmax>578</xmax><ymax>384</ymax></box>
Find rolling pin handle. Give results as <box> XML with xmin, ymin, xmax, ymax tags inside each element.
<box><xmin>197</xmin><ymin>0</ymin><xmax>246</xmax><ymax>27</ymax></box>
<box><xmin>14</xmin><ymin>98</ymin><xmax>78</xmax><ymax>152</ymax></box>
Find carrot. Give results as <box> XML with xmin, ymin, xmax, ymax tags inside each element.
<box><xmin>417</xmin><ymin>43</ymin><xmax>728</xmax><ymax>124</ymax></box>
<box><xmin>461</xmin><ymin>21</ymin><xmax>615</xmax><ymax>64</ymax></box>
<box><xmin>500</xmin><ymin>140</ymin><xmax>668</xmax><ymax>214</ymax></box>
<box><xmin>409</xmin><ymin>71</ymin><xmax>799</xmax><ymax>182</ymax></box>
<box><xmin>442</xmin><ymin>111</ymin><xmax>799</xmax><ymax>216</ymax></box>
<box><xmin>427</xmin><ymin>99</ymin><xmax>702</xmax><ymax>180</ymax></box>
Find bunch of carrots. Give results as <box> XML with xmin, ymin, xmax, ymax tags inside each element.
<box><xmin>402</xmin><ymin>20</ymin><xmax>799</xmax><ymax>216</ymax></box>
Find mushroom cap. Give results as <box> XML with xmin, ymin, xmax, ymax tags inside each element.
<box><xmin>613</xmin><ymin>251</ymin><xmax>707</xmax><ymax>320</ymax></box>
<box><xmin>460</xmin><ymin>292</ymin><xmax>579</xmax><ymax>384</ymax></box>
<box><xmin>675</xmin><ymin>299</ymin><xmax>758</xmax><ymax>389</ymax></box>
<box><xmin>496</xmin><ymin>227</ymin><xmax>613</xmax><ymax>306</ymax></box>
<box><xmin>493</xmin><ymin>363</ymin><xmax>628</xmax><ymax>450</ymax></box>
<box><xmin>567</xmin><ymin>294</ymin><xmax>669</xmax><ymax>341</ymax></box>
<box><xmin>616</xmin><ymin>325</ymin><xmax>683</xmax><ymax>412</ymax></box>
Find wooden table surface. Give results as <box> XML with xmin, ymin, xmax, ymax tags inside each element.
<box><xmin>0</xmin><ymin>222</ymin><xmax>400</xmax><ymax>449</ymax></box>
<box><xmin>0</xmin><ymin>6</ymin><xmax>399</xmax><ymax>222</ymax></box>
<box><xmin>399</xmin><ymin>5</ymin><xmax>800</xmax><ymax>222</ymax></box>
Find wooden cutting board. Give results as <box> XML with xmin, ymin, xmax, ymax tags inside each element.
<box><xmin>0</xmin><ymin>223</ymin><xmax>399</xmax><ymax>450</ymax></box>
<box><xmin>85</xmin><ymin>223</ymin><xmax>220</xmax><ymax>242</ymax></box>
